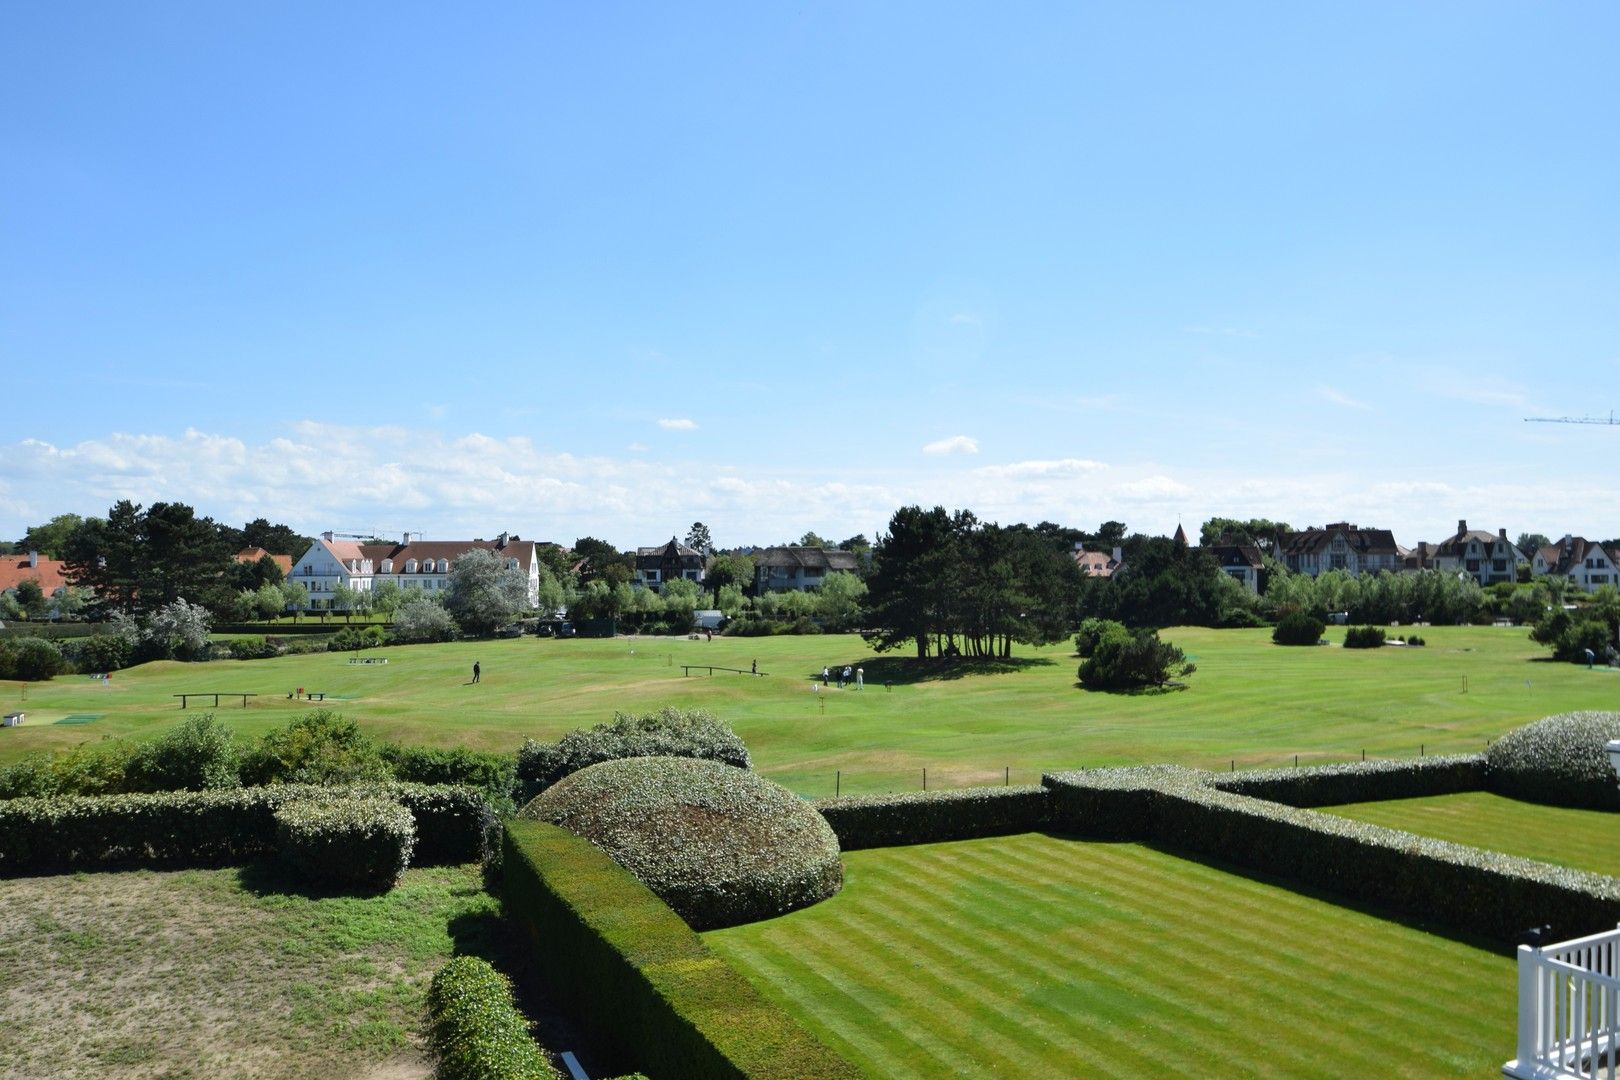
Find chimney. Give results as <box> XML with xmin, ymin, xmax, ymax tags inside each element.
<box><xmin>1112</xmin><ymin>546</ymin><xmax>1124</xmax><ymax>563</ymax></box>
<box><xmin>1457</xmin><ymin>519</ymin><xmax>1467</xmax><ymax>537</ymax></box>
<box><xmin>1499</xmin><ymin>528</ymin><xmax>1508</xmax><ymax>542</ymax></box>
<box><xmin>321</xmin><ymin>531</ymin><xmax>334</xmax><ymax>542</ymax></box>
<box><xmin>497</xmin><ymin>531</ymin><xmax>509</xmax><ymax>548</ymax></box>
<box><xmin>27</xmin><ymin>550</ymin><xmax>37</xmax><ymax>569</ymax></box>
<box><xmin>402</xmin><ymin>532</ymin><xmax>413</xmax><ymax>545</ymax></box>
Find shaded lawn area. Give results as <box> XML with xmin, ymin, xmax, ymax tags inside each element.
<box><xmin>1320</xmin><ymin>791</ymin><xmax>1620</xmax><ymax>877</ymax></box>
<box><xmin>0</xmin><ymin>862</ymin><xmax>500</xmax><ymax>1080</ymax></box>
<box><xmin>706</xmin><ymin>834</ymin><xmax>1514</xmax><ymax>1079</ymax></box>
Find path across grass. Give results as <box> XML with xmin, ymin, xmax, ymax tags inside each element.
<box><xmin>1321</xmin><ymin>791</ymin><xmax>1620</xmax><ymax>877</ymax></box>
<box><xmin>2</xmin><ymin>626</ymin><xmax>1611</xmax><ymax>797</ymax></box>
<box><xmin>705</xmin><ymin>833</ymin><xmax>1514</xmax><ymax>1078</ymax></box>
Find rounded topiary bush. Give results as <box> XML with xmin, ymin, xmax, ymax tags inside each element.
<box><xmin>1486</xmin><ymin>711</ymin><xmax>1620</xmax><ymax>810</ymax></box>
<box><xmin>519</xmin><ymin>756</ymin><xmax>842</xmax><ymax>929</ymax></box>
<box><xmin>1273</xmin><ymin>611</ymin><xmax>1326</xmax><ymax>646</ymax></box>
<box><xmin>427</xmin><ymin>956</ymin><xmax>560</xmax><ymax>1080</ymax></box>
<box><xmin>275</xmin><ymin>795</ymin><xmax>416</xmax><ymax>891</ymax></box>
<box><xmin>1343</xmin><ymin>625</ymin><xmax>1386</xmax><ymax>649</ymax></box>
<box><xmin>516</xmin><ymin>706</ymin><xmax>752</xmax><ymax>802</ymax></box>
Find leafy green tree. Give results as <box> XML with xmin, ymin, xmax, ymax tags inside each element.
<box><xmin>237</xmin><ymin>518</ymin><xmax>311</xmax><ymax>557</ymax></box>
<box><xmin>51</xmin><ymin>586</ymin><xmax>90</xmax><ymax>620</ymax></box>
<box><xmin>331</xmin><ymin>583</ymin><xmax>361</xmax><ymax>622</ymax></box>
<box><xmin>370</xmin><ymin>581</ymin><xmax>403</xmax><ymax>619</ymax></box>
<box><xmin>15</xmin><ymin>579</ymin><xmax>47</xmax><ymax>619</ymax></box>
<box><xmin>685</xmin><ymin>522</ymin><xmax>713</xmax><ymax>556</ymax></box>
<box><xmin>798</xmin><ymin>530</ymin><xmax>830</xmax><ymax>549</ymax></box>
<box><xmin>392</xmin><ymin>595</ymin><xmax>457</xmax><ymax>643</ymax></box>
<box><xmin>704</xmin><ymin>553</ymin><xmax>755</xmax><ymax>601</ymax></box>
<box><xmin>444</xmin><ymin>548</ymin><xmax>529</xmax><ymax>636</ymax></box>
<box><xmin>863</xmin><ymin>506</ymin><xmax>969</xmax><ymax>659</ymax></box>
<box><xmin>1518</xmin><ymin>533</ymin><xmax>1552</xmax><ymax>556</ymax></box>
<box><xmin>572</xmin><ymin>537</ymin><xmax>630</xmax><ymax>584</ymax></box>
<box><xmin>280</xmin><ymin>580</ymin><xmax>309</xmax><ymax>622</ymax></box>
<box><xmin>63</xmin><ymin>501</ymin><xmax>141</xmax><ymax>614</ymax></box>
<box><xmin>716</xmin><ymin>583</ymin><xmax>747</xmax><ymax>616</ymax></box>
<box><xmin>814</xmin><ymin>571</ymin><xmax>867</xmax><ymax>632</ymax></box>
<box><xmin>145</xmin><ymin>598</ymin><xmax>213</xmax><ymax>660</ymax></box>
<box><xmin>1078</xmin><ymin>627</ymin><xmax>1193</xmax><ymax>689</ymax></box>
<box><xmin>21</xmin><ymin>513</ymin><xmax>84</xmax><ymax>558</ymax></box>
<box><xmin>1096</xmin><ymin>521</ymin><xmax>1128</xmax><ymax>549</ymax></box>
<box><xmin>1199</xmin><ymin>517</ymin><xmax>1291</xmax><ymax>555</ymax></box>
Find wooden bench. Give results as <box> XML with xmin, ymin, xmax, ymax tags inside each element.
<box><xmin>347</xmin><ymin>657</ymin><xmax>388</xmax><ymax>664</ymax></box>
<box><xmin>173</xmin><ymin>693</ymin><xmax>258</xmax><ymax>709</ymax></box>
<box><xmin>681</xmin><ymin>665</ymin><xmax>766</xmax><ymax>677</ymax></box>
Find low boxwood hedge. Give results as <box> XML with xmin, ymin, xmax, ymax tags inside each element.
<box><xmin>503</xmin><ymin>820</ymin><xmax>861</xmax><ymax>1079</ymax></box>
<box><xmin>1207</xmin><ymin>755</ymin><xmax>1487</xmax><ymax>808</ymax></box>
<box><xmin>814</xmin><ymin>786</ymin><xmax>1049</xmax><ymax>850</ymax></box>
<box><xmin>1486</xmin><ymin>711</ymin><xmax>1620</xmax><ymax>810</ymax></box>
<box><xmin>1044</xmin><ymin>766</ymin><xmax>1620</xmax><ymax>943</ymax></box>
<box><xmin>275</xmin><ymin>794</ymin><xmax>415</xmax><ymax>891</ymax></box>
<box><xmin>427</xmin><ymin>955</ymin><xmax>561</xmax><ymax>1080</ymax></box>
<box><xmin>519</xmin><ymin>757</ymin><xmax>841</xmax><ymax>930</ymax></box>
<box><xmin>516</xmin><ymin>706</ymin><xmax>751</xmax><ymax>803</ymax></box>
<box><xmin>0</xmin><ymin>782</ymin><xmax>493</xmax><ymax>875</ymax></box>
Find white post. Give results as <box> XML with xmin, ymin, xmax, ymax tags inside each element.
<box><xmin>1515</xmin><ymin>945</ymin><xmax>1541</xmax><ymax>1076</ymax></box>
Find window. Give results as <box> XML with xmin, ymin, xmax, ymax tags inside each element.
<box><xmin>645</xmin><ymin>569</ymin><xmax>660</xmax><ymax>582</ymax></box>
<box><xmin>438</xmin><ymin>559</ymin><xmax>449</xmax><ymax>573</ymax></box>
<box><xmin>1493</xmin><ymin>560</ymin><xmax>1507</xmax><ymax>572</ymax></box>
<box><xmin>405</xmin><ymin>559</ymin><xmax>418</xmax><ymax>573</ymax></box>
<box><xmin>380</xmin><ymin>559</ymin><xmax>393</xmax><ymax>573</ymax></box>
<box><xmin>1596</xmin><ymin>575</ymin><xmax>1611</xmax><ymax>585</ymax></box>
<box><xmin>1330</xmin><ymin>554</ymin><xmax>1347</xmax><ymax>570</ymax></box>
<box><xmin>1466</xmin><ymin>560</ymin><xmax>1480</xmax><ymax>572</ymax></box>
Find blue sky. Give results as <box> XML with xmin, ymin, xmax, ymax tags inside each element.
<box><xmin>4</xmin><ymin>3</ymin><xmax>1617</xmax><ymax>550</ymax></box>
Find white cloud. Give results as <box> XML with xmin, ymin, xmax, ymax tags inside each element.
<box><xmin>657</xmin><ymin>418</ymin><xmax>698</xmax><ymax>430</ymax></box>
<box><xmin>975</xmin><ymin>458</ymin><xmax>1107</xmax><ymax>479</ymax></box>
<box><xmin>625</xmin><ymin>442</ymin><xmax>649</xmax><ymax>452</ymax></box>
<box><xmin>1115</xmin><ymin>475</ymin><xmax>1192</xmax><ymax>500</ymax></box>
<box><xmin>922</xmin><ymin>435</ymin><xmax>979</xmax><ymax>456</ymax></box>
<box><xmin>1316</xmin><ymin>385</ymin><xmax>1370</xmax><ymax>410</ymax></box>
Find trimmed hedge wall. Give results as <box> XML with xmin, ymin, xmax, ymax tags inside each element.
<box><xmin>813</xmin><ymin>785</ymin><xmax>1049</xmax><ymax>850</ymax></box>
<box><xmin>503</xmin><ymin>820</ymin><xmax>861</xmax><ymax>1080</ymax></box>
<box><xmin>1486</xmin><ymin>712</ymin><xmax>1620</xmax><ymax>810</ymax></box>
<box><xmin>1207</xmin><ymin>755</ymin><xmax>1487</xmax><ymax>808</ymax></box>
<box><xmin>0</xmin><ymin>782</ymin><xmax>493</xmax><ymax>875</ymax></box>
<box><xmin>1045</xmin><ymin>766</ymin><xmax>1620</xmax><ymax>943</ymax></box>
<box><xmin>427</xmin><ymin>955</ymin><xmax>561</xmax><ymax>1080</ymax></box>
<box><xmin>276</xmin><ymin>795</ymin><xmax>416</xmax><ymax>891</ymax></box>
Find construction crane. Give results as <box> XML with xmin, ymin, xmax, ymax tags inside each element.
<box><xmin>1524</xmin><ymin>413</ymin><xmax>1620</xmax><ymax>426</ymax></box>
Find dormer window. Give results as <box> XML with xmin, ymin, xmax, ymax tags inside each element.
<box><xmin>437</xmin><ymin>558</ymin><xmax>450</xmax><ymax>573</ymax></box>
<box><xmin>508</xmin><ymin>558</ymin><xmax>519</xmax><ymax>570</ymax></box>
<box><xmin>380</xmin><ymin>559</ymin><xmax>393</xmax><ymax>574</ymax></box>
<box><xmin>405</xmin><ymin>559</ymin><xmax>418</xmax><ymax>573</ymax></box>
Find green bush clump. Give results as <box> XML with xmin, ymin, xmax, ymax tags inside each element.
<box><xmin>427</xmin><ymin>956</ymin><xmax>560</xmax><ymax>1080</ymax></box>
<box><xmin>227</xmin><ymin>637</ymin><xmax>282</xmax><ymax>660</ymax></box>
<box><xmin>1486</xmin><ymin>712</ymin><xmax>1620</xmax><ymax>810</ymax></box>
<box><xmin>0</xmin><ymin>636</ymin><xmax>68</xmax><ymax>680</ymax></box>
<box><xmin>124</xmin><ymin>714</ymin><xmax>242</xmax><ymax>792</ymax></box>
<box><xmin>0</xmin><ymin>782</ymin><xmax>492</xmax><ymax>874</ymax></box>
<box><xmin>1077</xmin><ymin>626</ymin><xmax>1193</xmax><ymax>689</ymax></box>
<box><xmin>328</xmin><ymin>625</ymin><xmax>386</xmax><ymax>652</ymax></box>
<box><xmin>519</xmin><ymin>756</ymin><xmax>841</xmax><ymax>930</ymax></box>
<box><xmin>1405</xmin><ymin>634</ymin><xmax>1426</xmax><ymax>646</ymax></box>
<box><xmin>516</xmin><ymin>706</ymin><xmax>751</xmax><ymax>802</ymax></box>
<box><xmin>503</xmin><ymin>821</ymin><xmax>860</xmax><ymax>1079</ymax></box>
<box><xmin>240</xmin><ymin>710</ymin><xmax>392</xmax><ymax>786</ymax></box>
<box><xmin>59</xmin><ymin>633</ymin><xmax>135</xmax><ymax>673</ymax></box>
<box><xmin>380</xmin><ymin>744</ymin><xmax>518</xmax><ymax>812</ymax></box>
<box><xmin>1530</xmin><ymin>607</ymin><xmax>1619</xmax><ymax>664</ymax></box>
<box><xmin>1073</xmin><ymin>617</ymin><xmax>1125</xmax><ymax>658</ymax></box>
<box><xmin>1043</xmin><ymin>766</ymin><xmax>1620</xmax><ymax>943</ymax></box>
<box><xmin>815</xmin><ymin>786</ymin><xmax>1048</xmax><ymax>850</ymax></box>
<box><xmin>1342</xmin><ymin>625</ymin><xmax>1386</xmax><ymax>649</ymax></box>
<box><xmin>275</xmin><ymin>794</ymin><xmax>415</xmax><ymax>891</ymax></box>
<box><xmin>1273</xmin><ymin>611</ymin><xmax>1326</xmax><ymax>646</ymax></box>
<box><xmin>1208</xmin><ymin>755</ymin><xmax>1486</xmax><ymax>807</ymax></box>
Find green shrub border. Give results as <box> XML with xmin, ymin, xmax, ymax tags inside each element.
<box><xmin>1044</xmin><ymin>765</ymin><xmax>1620</xmax><ymax>943</ymax></box>
<box><xmin>0</xmin><ymin>782</ymin><xmax>493</xmax><ymax>874</ymax></box>
<box><xmin>1207</xmin><ymin>755</ymin><xmax>1487</xmax><ymax>807</ymax></box>
<box><xmin>502</xmin><ymin>820</ymin><xmax>861</xmax><ymax>1080</ymax></box>
<box><xmin>814</xmin><ymin>785</ymin><xmax>1049</xmax><ymax>850</ymax></box>
<box><xmin>427</xmin><ymin>955</ymin><xmax>561</xmax><ymax>1080</ymax></box>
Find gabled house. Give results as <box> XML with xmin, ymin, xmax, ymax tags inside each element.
<box><xmin>1276</xmin><ymin>523</ymin><xmax>1400</xmax><ymax>578</ymax></box>
<box><xmin>1072</xmin><ymin>545</ymin><xmax>1123</xmax><ymax>579</ymax></box>
<box><xmin>1206</xmin><ymin>543</ymin><xmax>1264</xmax><ymax>594</ymax></box>
<box><xmin>0</xmin><ymin>551</ymin><xmax>70</xmax><ymax>599</ymax></box>
<box><xmin>634</xmin><ymin>538</ymin><xmax>705</xmax><ymax>593</ymax></box>
<box><xmin>234</xmin><ymin>547</ymin><xmax>293</xmax><ymax>577</ymax></box>
<box><xmin>1431</xmin><ymin>521</ymin><xmax>1525</xmax><ymax>586</ymax></box>
<box><xmin>1532</xmin><ymin>535</ymin><xmax>1620</xmax><ymax>593</ymax></box>
<box><xmin>287</xmin><ymin>531</ymin><xmax>542</xmax><ymax>609</ymax></box>
<box><xmin>753</xmin><ymin>546</ymin><xmax>859</xmax><ymax>592</ymax></box>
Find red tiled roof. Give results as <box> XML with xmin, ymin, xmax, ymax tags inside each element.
<box><xmin>235</xmin><ymin>548</ymin><xmax>293</xmax><ymax>575</ymax></box>
<box><xmin>0</xmin><ymin>553</ymin><xmax>70</xmax><ymax>596</ymax></box>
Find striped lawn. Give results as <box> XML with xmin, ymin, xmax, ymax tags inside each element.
<box><xmin>1321</xmin><ymin>791</ymin><xmax>1620</xmax><ymax>877</ymax></box>
<box><xmin>705</xmin><ymin>834</ymin><xmax>1513</xmax><ymax>1078</ymax></box>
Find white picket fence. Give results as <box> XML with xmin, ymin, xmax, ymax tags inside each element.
<box><xmin>1506</xmin><ymin>926</ymin><xmax>1620</xmax><ymax>1079</ymax></box>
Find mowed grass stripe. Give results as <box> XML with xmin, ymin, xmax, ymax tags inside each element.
<box><xmin>1320</xmin><ymin>791</ymin><xmax>1620</xmax><ymax>877</ymax></box>
<box><xmin>707</xmin><ymin>835</ymin><xmax>1513</xmax><ymax>1078</ymax></box>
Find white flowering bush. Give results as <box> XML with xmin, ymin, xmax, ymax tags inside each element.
<box><xmin>1487</xmin><ymin>711</ymin><xmax>1620</xmax><ymax>810</ymax></box>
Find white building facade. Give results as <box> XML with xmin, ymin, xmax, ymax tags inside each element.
<box><xmin>287</xmin><ymin>532</ymin><xmax>543</xmax><ymax>609</ymax></box>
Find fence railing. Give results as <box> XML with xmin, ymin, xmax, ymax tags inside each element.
<box><xmin>1507</xmin><ymin>925</ymin><xmax>1620</xmax><ymax>1079</ymax></box>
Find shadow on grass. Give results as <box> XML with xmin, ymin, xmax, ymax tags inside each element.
<box><xmin>821</xmin><ymin>655</ymin><xmax>1057</xmax><ymax>687</ymax></box>
<box><xmin>1072</xmin><ymin>680</ymin><xmax>1191</xmax><ymax>696</ymax></box>
<box><xmin>233</xmin><ymin>858</ymin><xmax>399</xmax><ymax>901</ymax></box>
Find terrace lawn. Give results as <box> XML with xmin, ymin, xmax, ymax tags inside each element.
<box><xmin>1321</xmin><ymin>791</ymin><xmax>1620</xmax><ymax>877</ymax></box>
<box><xmin>2</xmin><ymin>626</ymin><xmax>1613</xmax><ymax>797</ymax></box>
<box><xmin>705</xmin><ymin>833</ymin><xmax>1514</xmax><ymax>1079</ymax></box>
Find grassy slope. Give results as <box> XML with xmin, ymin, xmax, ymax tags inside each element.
<box><xmin>2</xmin><ymin>626</ymin><xmax>1614</xmax><ymax>797</ymax></box>
<box><xmin>1321</xmin><ymin>791</ymin><xmax>1620</xmax><ymax>877</ymax></box>
<box><xmin>0</xmin><ymin>862</ymin><xmax>498</xmax><ymax>1079</ymax></box>
<box><xmin>706</xmin><ymin>834</ymin><xmax>1513</xmax><ymax>1079</ymax></box>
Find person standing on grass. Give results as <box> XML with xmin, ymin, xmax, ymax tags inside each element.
<box><xmin>472</xmin><ymin>660</ymin><xmax>481</xmax><ymax>684</ymax></box>
<box><xmin>841</xmin><ymin>665</ymin><xmax>852</xmax><ymax>688</ymax></box>
<box><xmin>751</xmin><ymin>659</ymin><xmax>757</xmax><ymax>674</ymax></box>
<box><xmin>856</xmin><ymin>666</ymin><xmax>864</xmax><ymax>690</ymax></box>
<box><xmin>822</xmin><ymin>666</ymin><xmax>830</xmax><ymax>686</ymax></box>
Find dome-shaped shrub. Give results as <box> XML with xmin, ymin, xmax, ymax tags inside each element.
<box><xmin>1487</xmin><ymin>712</ymin><xmax>1620</xmax><ymax>810</ymax></box>
<box><xmin>519</xmin><ymin>756</ymin><xmax>841</xmax><ymax>929</ymax></box>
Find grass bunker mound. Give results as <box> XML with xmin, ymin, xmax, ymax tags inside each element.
<box><xmin>518</xmin><ymin>755</ymin><xmax>842</xmax><ymax>929</ymax></box>
<box><xmin>1488</xmin><ymin>710</ymin><xmax>1620</xmax><ymax>810</ymax></box>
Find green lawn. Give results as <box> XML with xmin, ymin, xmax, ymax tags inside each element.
<box><xmin>1321</xmin><ymin>791</ymin><xmax>1620</xmax><ymax>877</ymax></box>
<box><xmin>706</xmin><ymin>833</ymin><xmax>1514</xmax><ymax>1078</ymax></box>
<box><xmin>1</xmin><ymin>626</ymin><xmax>1611</xmax><ymax>798</ymax></box>
<box><xmin>0</xmin><ymin>862</ymin><xmax>498</xmax><ymax>1079</ymax></box>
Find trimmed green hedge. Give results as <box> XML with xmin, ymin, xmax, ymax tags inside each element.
<box><xmin>1343</xmin><ymin>625</ymin><xmax>1386</xmax><ymax>649</ymax></box>
<box><xmin>503</xmin><ymin>820</ymin><xmax>861</xmax><ymax>1080</ymax></box>
<box><xmin>1486</xmin><ymin>712</ymin><xmax>1620</xmax><ymax>810</ymax></box>
<box><xmin>519</xmin><ymin>757</ymin><xmax>841</xmax><ymax>930</ymax></box>
<box><xmin>516</xmin><ymin>707</ymin><xmax>751</xmax><ymax>803</ymax></box>
<box><xmin>1045</xmin><ymin>766</ymin><xmax>1620</xmax><ymax>943</ymax></box>
<box><xmin>814</xmin><ymin>786</ymin><xmax>1049</xmax><ymax>850</ymax></box>
<box><xmin>1207</xmin><ymin>755</ymin><xmax>1487</xmax><ymax>808</ymax></box>
<box><xmin>0</xmin><ymin>782</ymin><xmax>493</xmax><ymax>875</ymax></box>
<box><xmin>275</xmin><ymin>795</ymin><xmax>415</xmax><ymax>891</ymax></box>
<box><xmin>427</xmin><ymin>955</ymin><xmax>561</xmax><ymax>1080</ymax></box>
